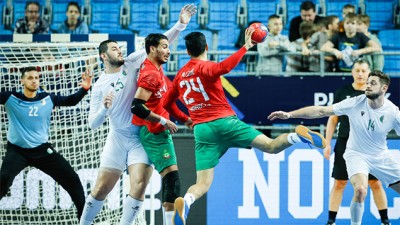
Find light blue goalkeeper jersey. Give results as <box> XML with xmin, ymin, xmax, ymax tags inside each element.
<box><xmin>0</xmin><ymin>88</ymin><xmax>87</xmax><ymax>148</ymax></box>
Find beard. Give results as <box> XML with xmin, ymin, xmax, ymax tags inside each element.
<box><xmin>109</xmin><ymin>57</ymin><xmax>124</xmax><ymax>67</ymax></box>
<box><xmin>366</xmin><ymin>92</ymin><xmax>380</xmax><ymax>100</ymax></box>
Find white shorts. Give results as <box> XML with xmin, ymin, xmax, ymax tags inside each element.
<box><xmin>344</xmin><ymin>149</ymin><xmax>400</xmax><ymax>187</ymax></box>
<box><xmin>100</xmin><ymin>125</ymin><xmax>151</xmax><ymax>171</ymax></box>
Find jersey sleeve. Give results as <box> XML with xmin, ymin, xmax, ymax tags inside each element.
<box><xmin>164</xmin><ymin>78</ymin><xmax>188</xmax><ymax>122</ymax></box>
<box><xmin>51</xmin><ymin>88</ymin><xmax>88</xmax><ymax>107</ymax></box>
<box><xmin>125</xmin><ymin>49</ymin><xmax>147</xmax><ymax>68</ymax></box>
<box><xmin>332</xmin><ymin>95</ymin><xmax>359</xmax><ymax>116</ymax></box>
<box><xmin>164</xmin><ymin>21</ymin><xmax>187</xmax><ymax>44</ymax></box>
<box><xmin>138</xmin><ymin>71</ymin><xmax>159</xmax><ymax>92</ymax></box>
<box><xmin>198</xmin><ymin>47</ymin><xmax>247</xmax><ymax>80</ymax></box>
<box><xmin>394</xmin><ymin>107</ymin><xmax>400</xmax><ymax>136</ymax></box>
<box><xmin>0</xmin><ymin>92</ymin><xmax>12</xmax><ymax>105</ymax></box>
<box><xmin>88</xmin><ymin>85</ymin><xmax>108</xmax><ymax>130</ymax></box>
<box><xmin>163</xmin><ymin>80</ymin><xmax>181</xmax><ymax>116</ymax></box>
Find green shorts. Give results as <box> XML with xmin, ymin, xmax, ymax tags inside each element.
<box><xmin>193</xmin><ymin>116</ymin><xmax>262</xmax><ymax>171</ymax></box>
<box><xmin>139</xmin><ymin>126</ymin><xmax>177</xmax><ymax>173</ymax></box>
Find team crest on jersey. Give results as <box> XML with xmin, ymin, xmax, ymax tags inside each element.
<box><xmin>380</xmin><ymin>115</ymin><xmax>384</xmax><ymax>123</ymax></box>
<box><xmin>163</xmin><ymin>149</ymin><xmax>171</xmax><ymax>159</ymax></box>
<box><xmin>41</xmin><ymin>99</ymin><xmax>46</xmax><ymax>105</ymax></box>
<box><xmin>361</xmin><ymin>111</ymin><xmax>365</xmax><ymax>116</ymax></box>
<box><xmin>122</xmin><ymin>70</ymin><xmax>127</xmax><ymax>76</ymax></box>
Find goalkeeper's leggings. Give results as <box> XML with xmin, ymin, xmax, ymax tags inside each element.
<box><xmin>0</xmin><ymin>142</ymin><xmax>85</xmax><ymax>219</ymax></box>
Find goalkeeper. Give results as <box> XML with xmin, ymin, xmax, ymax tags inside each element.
<box><xmin>0</xmin><ymin>66</ymin><xmax>92</xmax><ymax>220</ymax></box>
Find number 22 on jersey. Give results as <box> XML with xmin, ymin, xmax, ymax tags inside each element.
<box><xmin>179</xmin><ymin>77</ymin><xmax>209</xmax><ymax>105</ymax></box>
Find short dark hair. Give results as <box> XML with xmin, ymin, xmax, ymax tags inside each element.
<box><xmin>300</xmin><ymin>1</ymin><xmax>315</xmax><ymax>11</ymax></box>
<box><xmin>343</xmin><ymin>4</ymin><xmax>355</xmax><ymax>11</ymax></box>
<box><xmin>21</xmin><ymin>66</ymin><xmax>38</xmax><ymax>78</ymax></box>
<box><xmin>67</xmin><ymin>1</ymin><xmax>80</xmax><ymax>12</ymax></box>
<box><xmin>98</xmin><ymin>40</ymin><xmax>117</xmax><ymax>62</ymax></box>
<box><xmin>25</xmin><ymin>1</ymin><xmax>40</xmax><ymax>10</ymax></box>
<box><xmin>145</xmin><ymin>33</ymin><xmax>168</xmax><ymax>54</ymax></box>
<box><xmin>184</xmin><ymin>32</ymin><xmax>207</xmax><ymax>57</ymax></box>
<box><xmin>268</xmin><ymin>14</ymin><xmax>280</xmax><ymax>21</ymax></box>
<box><xmin>353</xmin><ymin>57</ymin><xmax>370</xmax><ymax>68</ymax></box>
<box><xmin>369</xmin><ymin>70</ymin><xmax>390</xmax><ymax>86</ymax></box>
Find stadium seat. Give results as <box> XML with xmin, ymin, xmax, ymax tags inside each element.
<box><xmin>378</xmin><ymin>29</ymin><xmax>400</xmax><ymax>73</ymax></box>
<box><xmin>247</xmin><ymin>0</ymin><xmax>279</xmax><ymax>25</ymax></box>
<box><xmin>363</xmin><ymin>0</ymin><xmax>396</xmax><ymax>31</ymax></box>
<box><xmin>168</xmin><ymin>0</ymin><xmax>200</xmax><ymax>30</ymax></box>
<box><xmin>90</xmin><ymin>0</ymin><xmax>128</xmax><ymax>33</ymax></box>
<box><xmin>129</xmin><ymin>0</ymin><xmax>161</xmax><ymax>35</ymax></box>
<box><xmin>206</xmin><ymin>0</ymin><xmax>240</xmax><ymax>50</ymax></box>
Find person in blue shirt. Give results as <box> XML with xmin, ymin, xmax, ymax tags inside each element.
<box><xmin>58</xmin><ymin>2</ymin><xmax>89</xmax><ymax>34</ymax></box>
<box><xmin>0</xmin><ymin>66</ymin><xmax>92</xmax><ymax>221</ymax></box>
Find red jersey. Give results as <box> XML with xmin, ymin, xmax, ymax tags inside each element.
<box><xmin>132</xmin><ymin>58</ymin><xmax>188</xmax><ymax>133</ymax></box>
<box><xmin>164</xmin><ymin>47</ymin><xmax>247</xmax><ymax>125</ymax></box>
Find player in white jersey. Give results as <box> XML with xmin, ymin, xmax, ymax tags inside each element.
<box><xmin>79</xmin><ymin>4</ymin><xmax>197</xmax><ymax>225</ymax></box>
<box><xmin>268</xmin><ymin>70</ymin><xmax>400</xmax><ymax>225</ymax></box>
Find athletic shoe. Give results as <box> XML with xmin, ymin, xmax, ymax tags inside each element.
<box><xmin>381</xmin><ymin>220</ymin><xmax>391</xmax><ymax>225</ymax></box>
<box><xmin>173</xmin><ymin>197</ymin><xmax>189</xmax><ymax>225</ymax></box>
<box><xmin>295</xmin><ymin>125</ymin><xmax>326</xmax><ymax>149</ymax></box>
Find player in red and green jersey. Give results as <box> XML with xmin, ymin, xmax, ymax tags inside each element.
<box><xmin>164</xmin><ymin>29</ymin><xmax>327</xmax><ymax>225</ymax></box>
<box><xmin>131</xmin><ymin>33</ymin><xmax>192</xmax><ymax>225</ymax></box>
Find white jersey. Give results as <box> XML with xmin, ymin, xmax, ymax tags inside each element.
<box><xmin>333</xmin><ymin>94</ymin><xmax>400</xmax><ymax>155</ymax></box>
<box><xmin>88</xmin><ymin>21</ymin><xmax>187</xmax><ymax>131</ymax></box>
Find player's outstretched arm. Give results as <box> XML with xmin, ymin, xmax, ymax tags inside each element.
<box><xmin>268</xmin><ymin>105</ymin><xmax>335</xmax><ymax>121</ymax></box>
<box><xmin>52</xmin><ymin>70</ymin><xmax>93</xmax><ymax>107</ymax></box>
<box><xmin>164</xmin><ymin>4</ymin><xmax>197</xmax><ymax>43</ymax></box>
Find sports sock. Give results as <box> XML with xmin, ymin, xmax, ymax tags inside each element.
<box><xmin>184</xmin><ymin>193</ymin><xmax>195</xmax><ymax>208</ymax></box>
<box><xmin>379</xmin><ymin>209</ymin><xmax>389</xmax><ymax>222</ymax></box>
<box><xmin>119</xmin><ymin>195</ymin><xmax>143</xmax><ymax>225</ymax></box>
<box><xmin>79</xmin><ymin>194</ymin><xmax>104</xmax><ymax>225</ymax></box>
<box><xmin>350</xmin><ymin>201</ymin><xmax>364</xmax><ymax>225</ymax></box>
<box><xmin>287</xmin><ymin>133</ymin><xmax>302</xmax><ymax>144</ymax></box>
<box><xmin>328</xmin><ymin>210</ymin><xmax>337</xmax><ymax>222</ymax></box>
<box><xmin>164</xmin><ymin>210</ymin><xmax>174</xmax><ymax>225</ymax></box>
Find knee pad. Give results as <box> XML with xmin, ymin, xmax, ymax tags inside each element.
<box><xmin>162</xmin><ymin>170</ymin><xmax>181</xmax><ymax>203</ymax></box>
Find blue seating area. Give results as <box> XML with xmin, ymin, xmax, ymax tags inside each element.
<box><xmin>1</xmin><ymin>0</ymin><xmax>400</xmax><ymax>74</ymax></box>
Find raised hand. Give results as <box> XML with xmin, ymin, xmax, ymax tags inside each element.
<box><xmin>267</xmin><ymin>111</ymin><xmax>292</xmax><ymax>121</ymax></box>
<box><xmin>244</xmin><ymin>27</ymin><xmax>256</xmax><ymax>50</ymax></box>
<box><xmin>79</xmin><ymin>69</ymin><xmax>93</xmax><ymax>90</ymax></box>
<box><xmin>179</xmin><ymin>4</ymin><xmax>197</xmax><ymax>24</ymax></box>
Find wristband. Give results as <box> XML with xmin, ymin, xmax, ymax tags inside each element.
<box><xmin>159</xmin><ymin>116</ymin><xmax>167</xmax><ymax>126</ymax></box>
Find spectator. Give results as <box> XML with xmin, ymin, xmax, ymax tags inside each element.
<box><xmin>357</xmin><ymin>14</ymin><xmax>384</xmax><ymax>71</ymax></box>
<box><xmin>321</xmin><ymin>13</ymin><xmax>380</xmax><ymax>72</ymax></box>
<box><xmin>303</xmin><ymin>15</ymin><xmax>339</xmax><ymax>72</ymax></box>
<box><xmin>286</xmin><ymin>21</ymin><xmax>315</xmax><ymax>73</ymax></box>
<box><xmin>58</xmin><ymin>2</ymin><xmax>89</xmax><ymax>34</ymax></box>
<box><xmin>256</xmin><ymin>15</ymin><xmax>294</xmax><ymax>75</ymax></box>
<box><xmin>14</xmin><ymin>1</ymin><xmax>49</xmax><ymax>34</ymax></box>
<box><xmin>339</xmin><ymin>4</ymin><xmax>356</xmax><ymax>32</ymax></box>
<box><xmin>289</xmin><ymin>1</ymin><xmax>324</xmax><ymax>42</ymax></box>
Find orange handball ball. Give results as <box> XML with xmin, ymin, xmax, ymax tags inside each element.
<box><xmin>250</xmin><ymin>23</ymin><xmax>269</xmax><ymax>43</ymax></box>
